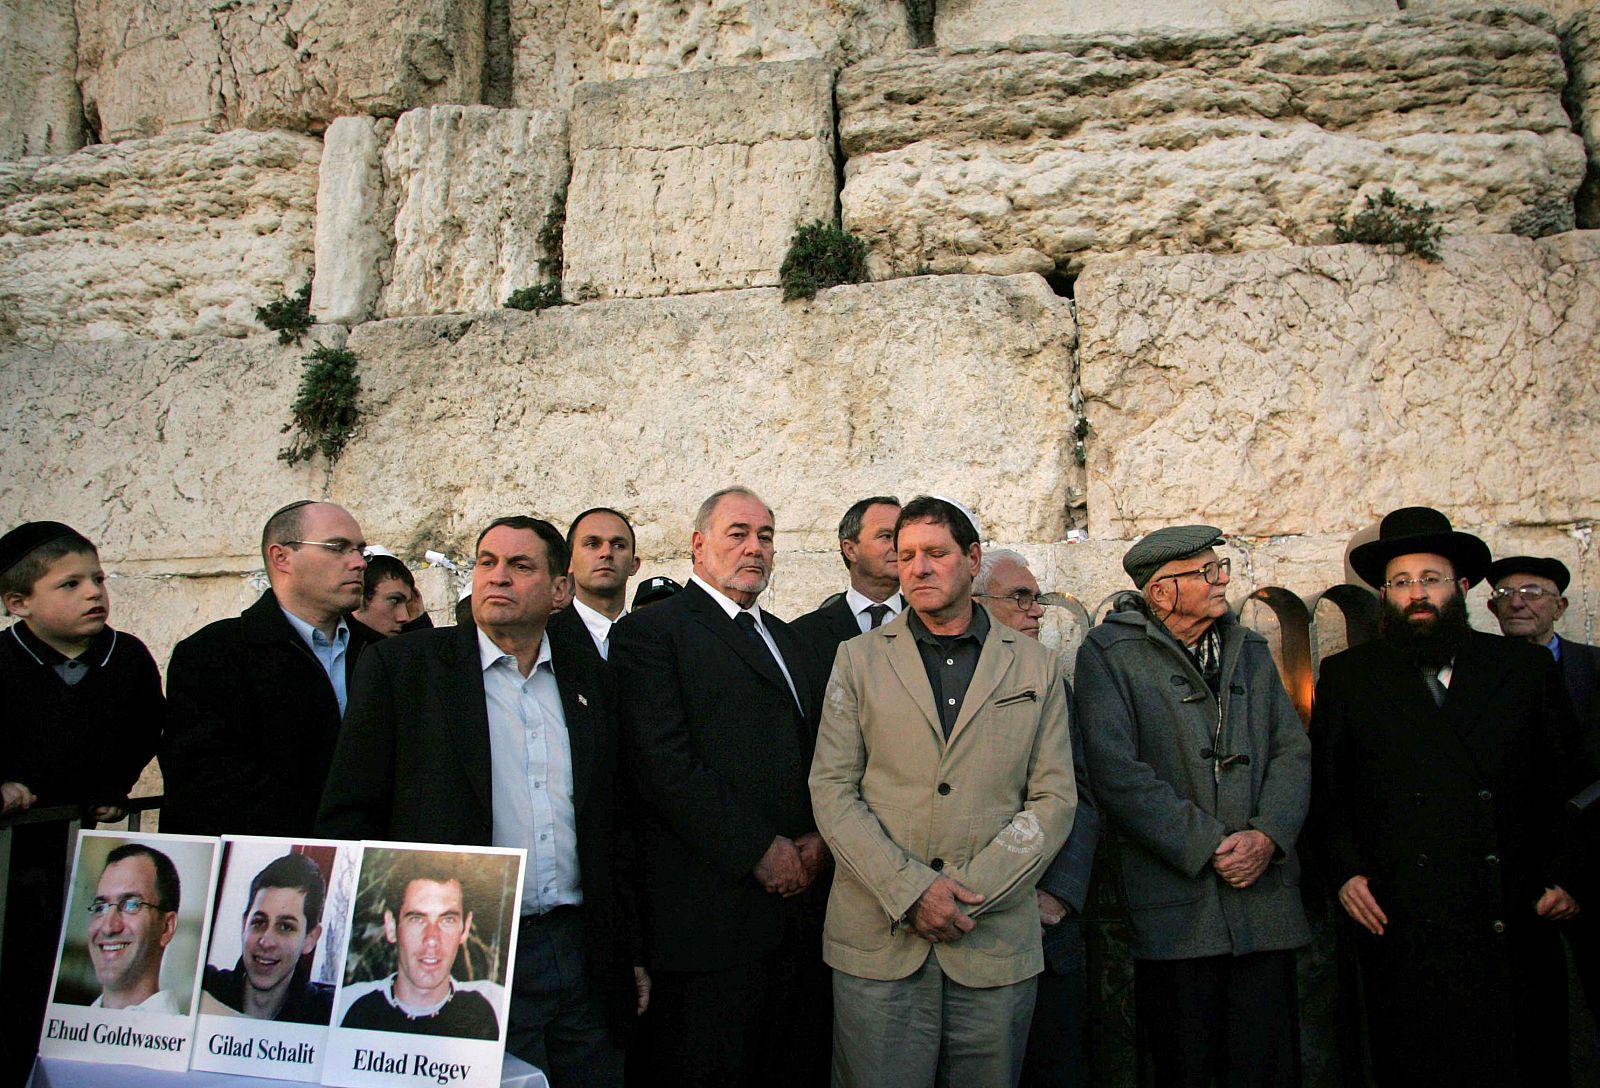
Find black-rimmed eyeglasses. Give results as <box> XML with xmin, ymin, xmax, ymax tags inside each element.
<box><xmin>87</xmin><ymin>895</ymin><xmax>169</xmax><ymax>918</ymax></box>
<box><xmin>1154</xmin><ymin>558</ymin><xmax>1230</xmax><ymax>587</ymax></box>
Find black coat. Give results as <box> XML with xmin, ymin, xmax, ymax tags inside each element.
<box><xmin>313</xmin><ymin>618</ymin><xmax>638</xmax><ymax>1040</ymax></box>
<box><xmin>1311</xmin><ymin>630</ymin><xmax>1593</xmax><ymax>1086</ymax></box>
<box><xmin>789</xmin><ymin>594</ymin><xmax>859</xmax><ymax>677</ymax></box>
<box><xmin>1561</xmin><ymin>635</ymin><xmax>1600</xmax><ymax>722</ymax></box>
<box><xmin>158</xmin><ymin>589</ymin><xmax>379</xmax><ymax>837</ymax></box>
<box><xmin>609</xmin><ymin>580</ymin><xmax>822</xmax><ymax>973</ymax></box>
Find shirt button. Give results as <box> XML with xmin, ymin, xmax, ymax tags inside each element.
<box><xmin>1478</xmin><ymin>790</ymin><xmax>1493</xmax><ymax>802</ymax></box>
<box><xmin>540</xmin><ymin>833</ymin><xmax>549</xmax><ymax>841</ymax></box>
<box><xmin>947</xmin><ymin>697</ymin><xmax>956</xmax><ymax>706</ymax></box>
<box><xmin>1492</xmin><ymin>920</ymin><xmax>1506</xmax><ymax>934</ymax></box>
<box><xmin>938</xmin><ymin>783</ymin><xmax>951</xmax><ymax>796</ymax></box>
<box><xmin>1485</xmin><ymin>854</ymin><xmax>1499</xmax><ymax>866</ymax></box>
<box><xmin>930</xmin><ymin>858</ymin><xmax>944</xmax><ymax>871</ymax></box>
<box><xmin>945</xmin><ymin>659</ymin><xmax>954</xmax><ymax>666</ymax></box>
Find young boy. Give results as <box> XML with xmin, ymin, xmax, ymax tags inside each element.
<box><xmin>0</xmin><ymin>521</ymin><xmax>162</xmax><ymax>1080</ymax></box>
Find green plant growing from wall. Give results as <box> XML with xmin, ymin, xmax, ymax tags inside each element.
<box><xmin>505</xmin><ymin>283</ymin><xmax>569</xmax><ymax>311</ymax></box>
<box><xmin>780</xmin><ymin>220</ymin><xmax>869</xmax><ymax>301</ymax></box>
<box><xmin>256</xmin><ymin>284</ymin><xmax>314</xmax><ymax>344</ymax></box>
<box><xmin>539</xmin><ymin>200</ymin><xmax>567</xmax><ymax>281</ymax></box>
<box><xmin>1334</xmin><ymin>189</ymin><xmax>1443</xmax><ymax>262</ymax></box>
<box><xmin>280</xmin><ymin>345</ymin><xmax>360</xmax><ymax>465</ymax></box>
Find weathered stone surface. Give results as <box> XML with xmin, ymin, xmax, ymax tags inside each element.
<box><xmin>839</xmin><ymin>6</ymin><xmax>1584</xmax><ymax>277</ymax></box>
<box><xmin>313</xmin><ymin>117</ymin><xmax>391</xmax><ymax>325</ymax></box>
<box><xmin>1567</xmin><ymin>11</ymin><xmax>1600</xmax><ymax>229</ymax></box>
<box><xmin>379</xmin><ymin>106</ymin><xmax>569</xmax><ymax>318</ymax></box>
<box><xmin>935</xmin><ymin>0</ymin><xmax>1396</xmax><ymax>43</ymax></box>
<box><xmin>564</xmin><ymin>60</ymin><xmax>836</xmax><ymax>298</ymax></box>
<box><xmin>0</xmin><ymin>0</ymin><xmax>82</xmax><ymax>159</ymax></box>
<box><xmin>0</xmin><ymin>129</ymin><xmax>321</xmax><ymax>345</ymax></box>
<box><xmin>73</xmin><ymin>0</ymin><xmax>486</xmax><ymax>141</ymax></box>
<box><xmin>1077</xmin><ymin>232</ymin><xmax>1600</xmax><ymax>539</ymax></box>
<box><xmin>510</xmin><ymin>0</ymin><xmax>906</xmax><ymax>111</ymax></box>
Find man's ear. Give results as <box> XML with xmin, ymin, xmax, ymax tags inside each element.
<box><xmin>159</xmin><ymin>909</ymin><xmax>178</xmax><ymax>949</ymax></box>
<box><xmin>628</xmin><ymin>554</ymin><xmax>642</xmax><ymax>577</ymax></box>
<box><xmin>383</xmin><ymin>910</ymin><xmax>398</xmax><ymax>945</ymax></box>
<box><xmin>266</xmin><ymin>542</ymin><xmax>295</xmax><ymax>577</ymax></box>
<box><xmin>965</xmin><ymin>543</ymin><xmax>982</xmax><ymax>577</ymax></box>
<box><xmin>302</xmin><ymin>923</ymin><xmax>324</xmax><ymax>957</ymax></box>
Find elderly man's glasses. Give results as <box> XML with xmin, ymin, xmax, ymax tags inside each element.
<box><xmin>284</xmin><ymin>538</ymin><xmax>365</xmax><ymax>557</ymax></box>
<box><xmin>1490</xmin><ymin>585</ymin><xmax>1558</xmax><ymax>602</ymax></box>
<box><xmin>1154</xmin><ymin>558</ymin><xmax>1231</xmax><ymax>587</ymax></box>
<box><xmin>975</xmin><ymin>590</ymin><xmax>1070</xmax><ymax>611</ymax></box>
<box><xmin>87</xmin><ymin>895</ymin><xmax>168</xmax><ymax>918</ymax></box>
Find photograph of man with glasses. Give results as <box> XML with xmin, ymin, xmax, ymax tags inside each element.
<box><xmin>49</xmin><ymin>833</ymin><xmax>219</xmax><ymax>1017</ymax></box>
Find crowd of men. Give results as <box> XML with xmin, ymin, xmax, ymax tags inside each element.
<box><xmin>1</xmin><ymin>493</ymin><xmax>1596</xmax><ymax>1087</ymax></box>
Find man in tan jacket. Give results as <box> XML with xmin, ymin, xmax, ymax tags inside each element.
<box><xmin>809</xmin><ymin>496</ymin><xmax>1078</xmax><ymax>1088</ymax></box>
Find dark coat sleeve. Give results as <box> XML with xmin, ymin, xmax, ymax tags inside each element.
<box><xmin>313</xmin><ymin>645</ymin><xmax>399</xmax><ymax>841</ymax></box>
<box><xmin>1037</xmin><ymin>681</ymin><xmax>1100</xmax><ymax>914</ymax></box>
<box><xmin>159</xmin><ymin>626</ymin><xmax>264</xmax><ymax>833</ymax></box>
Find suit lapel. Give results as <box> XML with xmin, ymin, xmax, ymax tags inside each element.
<box><xmin>883</xmin><ymin>620</ymin><xmax>941</xmax><ymax>740</ymax></box>
<box><xmin>1440</xmin><ymin>635</ymin><xmax>1512</xmax><ymax>768</ymax></box>
<box><xmin>444</xmin><ymin>624</ymin><xmax>496</xmax><ymax>821</ymax></box>
<box><xmin>686</xmin><ymin>583</ymin><xmax>793</xmax><ymax>702</ymax></box>
<box><xmin>769</xmin><ymin>619</ymin><xmax>812</xmax><ymax>722</ymax></box>
<box><xmin>949</xmin><ymin>616</ymin><xmax>1015</xmax><ymax>743</ymax></box>
<box><xmin>1365</xmin><ymin>646</ymin><xmax>1483</xmax><ymax>783</ymax></box>
<box><xmin>549</xmin><ymin>625</ymin><xmax>599</xmax><ymax>816</ymax></box>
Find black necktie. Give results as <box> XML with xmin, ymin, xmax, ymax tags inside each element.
<box><xmin>865</xmin><ymin>604</ymin><xmax>890</xmax><ymax>630</ymax></box>
<box><xmin>736</xmin><ymin>612</ymin><xmax>801</xmax><ymax>713</ymax></box>
<box><xmin>1423</xmin><ymin>668</ymin><xmax>1447</xmax><ymax>707</ymax></box>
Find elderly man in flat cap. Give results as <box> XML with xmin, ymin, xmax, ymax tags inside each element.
<box><xmin>1312</xmin><ymin>507</ymin><xmax>1595</xmax><ymax>1087</ymax></box>
<box><xmin>1076</xmin><ymin>525</ymin><xmax>1310</xmax><ymax>1087</ymax></box>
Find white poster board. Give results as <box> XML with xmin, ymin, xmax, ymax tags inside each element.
<box><xmin>189</xmin><ymin>836</ymin><xmax>358</xmax><ymax>1081</ymax></box>
<box><xmin>37</xmin><ymin>831</ymin><xmax>221</xmax><ymax>1072</ymax></box>
<box><xmin>322</xmin><ymin>843</ymin><xmax>525</xmax><ymax>1088</ymax></box>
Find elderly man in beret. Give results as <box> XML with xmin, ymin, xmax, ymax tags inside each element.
<box><xmin>1076</xmin><ymin>525</ymin><xmax>1310</xmax><ymax>1087</ymax></box>
<box><xmin>1312</xmin><ymin>508</ymin><xmax>1594</xmax><ymax>1086</ymax></box>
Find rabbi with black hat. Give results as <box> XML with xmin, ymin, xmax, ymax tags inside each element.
<box><xmin>1076</xmin><ymin>524</ymin><xmax>1310</xmax><ymax>1088</ymax></box>
<box><xmin>1311</xmin><ymin>507</ymin><xmax>1595</xmax><ymax>1087</ymax></box>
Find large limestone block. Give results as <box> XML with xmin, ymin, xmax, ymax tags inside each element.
<box><xmin>335</xmin><ymin>274</ymin><xmax>1078</xmax><ymax>553</ymax></box>
<box><xmin>935</xmin><ymin>0</ymin><xmax>1395</xmax><ymax>42</ymax></box>
<box><xmin>0</xmin><ymin>0</ymin><xmax>82</xmax><ymax>159</ymax></box>
<box><xmin>379</xmin><ymin>106</ymin><xmax>570</xmax><ymax>318</ymax></box>
<box><xmin>0</xmin><ymin>129</ymin><xmax>321</xmax><ymax>345</ymax></box>
<box><xmin>1567</xmin><ymin>11</ymin><xmax>1600</xmax><ymax>229</ymax></box>
<box><xmin>0</xmin><ymin>333</ymin><xmax>338</xmax><ymax>565</ymax></box>
<box><xmin>312</xmin><ymin>117</ymin><xmax>392</xmax><ymax>325</ymax></box>
<box><xmin>73</xmin><ymin>0</ymin><xmax>485</xmax><ymax>141</ymax></box>
<box><xmin>510</xmin><ymin>0</ymin><xmax>906</xmax><ymax>111</ymax></box>
<box><xmin>1076</xmin><ymin>232</ymin><xmax>1600</xmax><ymax>539</ymax></box>
<box><xmin>839</xmin><ymin>6</ymin><xmax>1585</xmax><ymax>278</ymax></box>
<box><xmin>564</xmin><ymin>60</ymin><xmax>836</xmax><ymax>298</ymax></box>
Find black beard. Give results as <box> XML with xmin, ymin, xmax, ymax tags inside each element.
<box><xmin>1379</xmin><ymin>590</ymin><xmax>1473</xmax><ymax>669</ymax></box>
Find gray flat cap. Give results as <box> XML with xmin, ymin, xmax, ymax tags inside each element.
<box><xmin>1123</xmin><ymin>525</ymin><xmax>1225</xmax><ymax>588</ymax></box>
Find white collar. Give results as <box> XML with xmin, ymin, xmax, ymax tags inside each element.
<box><xmin>844</xmin><ymin>586</ymin><xmax>902</xmax><ymax>619</ymax></box>
<box><xmin>477</xmin><ymin>627</ymin><xmax>552</xmax><ymax>675</ymax></box>
<box><xmin>690</xmin><ymin>573</ymin><xmax>765</xmax><ymax>626</ymax></box>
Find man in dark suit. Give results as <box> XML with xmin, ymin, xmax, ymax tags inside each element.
<box><xmin>316</xmin><ymin>516</ymin><xmax>640</xmax><ymax>1087</ymax></box>
<box><xmin>160</xmin><ymin>499</ymin><xmax>379</xmax><ymax>836</ymax></box>
<box><xmin>791</xmin><ymin>496</ymin><xmax>903</xmax><ymax>671</ymax></box>
<box><xmin>1313</xmin><ymin>507</ymin><xmax>1593</xmax><ymax>1086</ymax></box>
<box><xmin>1486</xmin><ymin>553</ymin><xmax>1600</xmax><ymax>1036</ymax></box>
<box><xmin>609</xmin><ymin>486</ymin><xmax>829</xmax><ymax>1088</ymax></box>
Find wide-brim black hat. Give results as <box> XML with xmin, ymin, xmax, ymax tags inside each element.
<box><xmin>1348</xmin><ymin>506</ymin><xmax>1491</xmax><ymax>589</ymax></box>
<box><xmin>1485</xmin><ymin>555</ymin><xmax>1570</xmax><ymax>593</ymax></box>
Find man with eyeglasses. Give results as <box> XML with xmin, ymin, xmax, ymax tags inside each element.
<box><xmin>161</xmin><ymin>500</ymin><xmax>381</xmax><ymax>837</ymax></box>
<box><xmin>81</xmin><ymin>844</ymin><xmax>181</xmax><ymax>1013</ymax></box>
<box><xmin>1311</xmin><ymin>507</ymin><xmax>1593</xmax><ymax>1086</ymax></box>
<box><xmin>973</xmin><ymin>549</ymin><xmax>1101</xmax><ymax>1088</ymax></box>
<box><xmin>1076</xmin><ymin>525</ymin><xmax>1310</xmax><ymax>1088</ymax></box>
<box><xmin>1487</xmin><ymin>556</ymin><xmax>1600</xmax><ymax>720</ymax></box>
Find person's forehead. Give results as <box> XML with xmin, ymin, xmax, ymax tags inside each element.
<box><xmin>401</xmin><ymin>877</ymin><xmax>464</xmax><ymax>911</ymax></box>
<box><xmin>1495</xmin><ymin>571</ymin><xmax>1558</xmax><ymax>593</ymax></box>
<box><xmin>711</xmin><ymin>494</ymin><xmax>773</xmax><ymax>531</ymax></box>
<box><xmin>249</xmin><ymin>885</ymin><xmax>308</xmax><ymax>921</ymax></box>
<box><xmin>375</xmin><ymin>576</ymin><xmax>411</xmax><ymax>598</ymax></box>
<box><xmin>861</xmin><ymin>503</ymin><xmax>900</xmax><ymax>528</ymax></box>
<box><xmin>42</xmin><ymin>551</ymin><xmax>101</xmax><ymax>578</ymax></box>
<box><xmin>478</xmin><ymin>525</ymin><xmax>547</xmax><ymax>562</ymax></box>
<box><xmin>991</xmin><ymin>558</ymin><xmax>1038</xmax><ymax>591</ymax></box>
<box><xmin>99</xmin><ymin>856</ymin><xmax>157</xmax><ymax>894</ymax></box>
<box><xmin>1384</xmin><ymin>551</ymin><xmax>1453</xmax><ymax>576</ymax></box>
<box><xmin>898</xmin><ymin>517</ymin><xmax>959</xmax><ymax>549</ymax></box>
<box><xmin>300</xmin><ymin>503</ymin><xmax>361</xmax><ymax>540</ymax></box>
<box><xmin>574</xmin><ymin>511</ymin><xmax>632</xmax><ymax>543</ymax></box>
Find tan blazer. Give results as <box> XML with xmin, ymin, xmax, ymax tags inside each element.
<box><xmin>809</xmin><ymin>605</ymin><xmax>1077</xmax><ymax>988</ymax></box>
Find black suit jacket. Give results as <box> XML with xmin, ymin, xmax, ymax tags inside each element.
<box><xmin>609</xmin><ymin>580</ymin><xmax>822</xmax><ymax>973</ymax></box>
<box><xmin>159</xmin><ymin>589</ymin><xmax>379</xmax><ymax>836</ymax></box>
<box><xmin>791</xmin><ymin>592</ymin><xmax>905</xmax><ymax>682</ymax></box>
<box><xmin>314</xmin><ymin>618</ymin><xmax>637</xmax><ymax>1038</ymax></box>
<box><xmin>1560</xmin><ymin>636</ymin><xmax>1600</xmax><ymax>722</ymax></box>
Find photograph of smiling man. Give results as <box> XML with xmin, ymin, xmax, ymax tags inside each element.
<box><xmin>39</xmin><ymin>831</ymin><xmax>220</xmax><ymax>1072</ymax></box>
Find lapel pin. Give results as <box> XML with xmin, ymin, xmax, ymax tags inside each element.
<box><xmin>578</xmin><ymin>693</ymin><xmax>588</xmax><ymax>706</ymax></box>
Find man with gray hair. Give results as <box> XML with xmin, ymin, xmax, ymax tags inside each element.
<box><xmin>1076</xmin><ymin>525</ymin><xmax>1310</xmax><ymax>1087</ymax></box>
<box><xmin>611</xmin><ymin>486</ymin><xmax>830</xmax><ymax>1088</ymax></box>
<box><xmin>971</xmin><ymin>549</ymin><xmax>1101</xmax><ymax>1088</ymax></box>
<box><xmin>161</xmin><ymin>500</ymin><xmax>380</xmax><ymax>836</ymax></box>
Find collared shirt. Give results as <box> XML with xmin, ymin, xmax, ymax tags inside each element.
<box><xmin>689</xmin><ymin>574</ymin><xmax>802</xmax><ymax>710</ymax></box>
<box><xmin>11</xmin><ymin>622</ymin><xmax>116</xmax><ymax>687</ymax></box>
<box><xmin>280</xmin><ymin>608</ymin><xmax>351</xmax><ymax>714</ymax></box>
<box><xmin>1548</xmin><ymin>633</ymin><xmax>1563</xmax><ymax>662</ymax></box>
<box><xmin>907</xmin><ymin>604</ymin><xmax>989</xmax><ymax>739</ymax></box>
<box><xmin>92</xmin><ymin>990</ymin><xmax>181</xmax><ymax>1014</ymax></box>
<box><xmin>570</xmin><ymin>596</ymin><xmax>625</xmax><ymax>661</ymax></box>
<box><xmin>844</xmin><ymin>587</ymin><xmax>905</xmax><ymax>634</ymax></box>
<box><xmin>478</xmin><ymin>629</ymin><xmax>581</xmax><ymax>915</ymax></box>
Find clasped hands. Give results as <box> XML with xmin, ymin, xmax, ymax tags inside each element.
<box><xmin>753</xmin><ymin>832</ymin><xmax>829</xmax><ymax>897</ymax></box>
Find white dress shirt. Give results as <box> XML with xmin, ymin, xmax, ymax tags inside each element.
<box><xmin>843</xmin><ymin>587</ymin><xmax>905</xmax><ymax>634</ymax></box>
<box><xmin>689</xmin><ymin>574</ymin><xmax>802</xmax><ymax>710</ymax></box>
<box><xmin>478</xmin><ymin>629</ymin><xmax>581</xmax><ymax>915</ymax></box>
<box><xmin>570</xmin><ymin>596</ymin><xmax>625</xmax><ymax>661</ymax></box>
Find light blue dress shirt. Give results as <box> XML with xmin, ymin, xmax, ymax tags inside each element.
<box><xmin>281</xmin><ymin>609</ymin><xmax>351</xmax><ymax>714</ymax></box>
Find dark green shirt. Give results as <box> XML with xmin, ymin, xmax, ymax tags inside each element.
<box><xmin>907</xmin><ymin>604</ymin><xmax>989</xmax><ymax>739</ymax></box>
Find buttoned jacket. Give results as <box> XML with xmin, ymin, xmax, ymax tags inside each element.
<box><xmin>809</xmin><ymin>605</ymin><xmax>1077</xmax><ymax>988</ymax></box>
